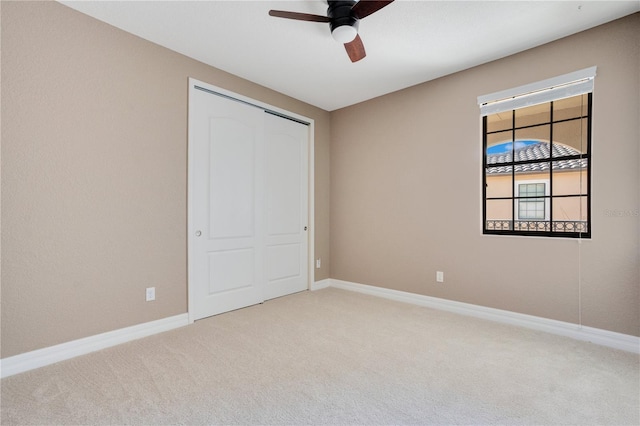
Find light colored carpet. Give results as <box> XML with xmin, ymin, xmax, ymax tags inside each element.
<box><xmin>1</xmin><ymin>287</ymin><xmax>639</xmax><ymax>425</ymax></box>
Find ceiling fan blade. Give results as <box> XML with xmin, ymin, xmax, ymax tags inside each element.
<box><xmin>268</xmin><ymin>10</ymin><xmax>331</xmax><ymax>22</ymax></box>
<box><xmin>351</xmin><ymin>0</ymin><xmax>395</xmax><ymax>20</ymax></box>
<box><xmin>344</xmin><ymin>34</ymin><xmax>366</xmax><ymax>62</ymax></box>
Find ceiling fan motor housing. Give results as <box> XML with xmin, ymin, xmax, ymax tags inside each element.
<box><xmin>328</xmin><ymin>0</ymin><xmax>359</xmax><ymax>37</ymax></box>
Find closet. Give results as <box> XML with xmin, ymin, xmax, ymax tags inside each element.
<box><xmin>188</xmin><ymin>80</ymin><xmax>311</xmax><ymax>321</ymax></box>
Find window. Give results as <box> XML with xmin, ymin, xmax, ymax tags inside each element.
<box><xmin>518</xmin><ymin>183</ymin><xmax>546</xmax><ymax>220</ymax></box>
<box><xmin>478</xmin><ymin>67</ymin><xmax>595</xmax><ymax>238</ymax></box>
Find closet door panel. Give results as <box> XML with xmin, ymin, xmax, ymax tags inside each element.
<box><xmin>263</xmin><ymin>113</ymin><xmax>309</xmax><ymax>300</ymax></box>
<box><xmin>190</xmin><ymin>88</ymin><xmax>264</xmax><ymax>320</ymax></box>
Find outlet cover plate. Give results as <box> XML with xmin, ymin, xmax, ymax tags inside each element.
<box><xmin>146</xmin><ymin>287</ymin><xmax>156</xmax><ymax>301</ymax></box>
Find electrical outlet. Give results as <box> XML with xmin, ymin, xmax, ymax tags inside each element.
<box><xmin>436</xmin><ymin>271</ymin><xmax>444</xmax><ymax>283</ymax></box>
<box><xmin>146</xmin><ymin>287</ymin><xmax>155</xmax><ymax>301</ymax></box>
<box><xmin>316</xmin><ymin>258</ymin><xmax>321</xmax><ymax>269</ymax></box>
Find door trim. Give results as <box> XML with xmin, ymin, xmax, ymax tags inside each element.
<box><xmin>187</xmin><ymin>78</ymin><xmax>315</xmax><ymax>324</ymax></box>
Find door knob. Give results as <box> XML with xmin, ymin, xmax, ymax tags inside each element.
<box><xmin>304</xmin><ymin>226</ymin><xmax>308</xmax><ymax>231</ymax></box>
<box><xmin>195</xmin><ymin>230</ymin><xmax>202</xmax><ymax>237</ymax></box>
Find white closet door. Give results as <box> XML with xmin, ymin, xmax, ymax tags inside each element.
<box><xmin>189</xmin><ymin>83</ymin><xmax>310</xmax><ymax>321</ymax></box>
<box><xmin>190</xmin><ymin>88</ymin><xmax>264</xmax><ymax>320</ymax></box>
<box><xmin>264</xmin><ymin>113</ymin><xmax>309</xmax><ymax>300</ymax></box>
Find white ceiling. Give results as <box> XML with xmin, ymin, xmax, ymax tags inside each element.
<box><xmin>59</xmin><ymin>1</ymin><xmax>639</xmax><ymax>111</ymax></box>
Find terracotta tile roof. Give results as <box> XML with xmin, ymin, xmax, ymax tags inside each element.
<box><xmin>486</xmin><ymin>142</ymin><xmax>587</xmax><ymax>174</ymax></box>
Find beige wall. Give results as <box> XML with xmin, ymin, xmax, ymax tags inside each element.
<box><xmin>1</xmin><ymin>1</ymin><xmax>331</xmax><ymax>358</ymax></box>
<box><xmin>330</xmin><ymin>13</ymin><xmax>639</xmax><ymax>336</ymax></box>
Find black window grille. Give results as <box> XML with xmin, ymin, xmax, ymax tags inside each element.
<box><xmin>483</xmin><ymin>93</ymin><xmax>592</xmax><ymax>238</ymax></box>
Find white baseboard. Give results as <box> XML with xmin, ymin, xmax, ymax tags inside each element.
<box><xmin>3</xmin><ymin>282</ymin><xmax>637</xmax><ymax>378</ymax></box>
<box><xmin>1</xmin><ymin>314</ymin><xmax>189</xmax><ymax>378</ymax></box>
<box><xmin>311</xmin><ymin>279</ymin><xmax>331</xmax><ymax>291</ymax></box>
<box><xmin>328</xmin><ymin>279</ymin><xmax>640</xmax><ymax>354</ymax></box>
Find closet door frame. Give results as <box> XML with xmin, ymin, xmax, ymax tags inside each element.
<box><xmin>186</xmin><ymin>78</ymin><xmax>315</xmax><ymax>324</ymax></box>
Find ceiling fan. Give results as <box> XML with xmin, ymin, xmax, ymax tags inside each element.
<box><xmin>268</xmin><ymin>0</ymin><xmax>395</xmax><ymax>63</ymax></box>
